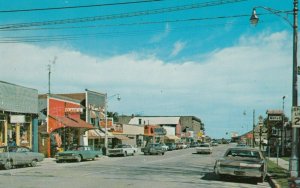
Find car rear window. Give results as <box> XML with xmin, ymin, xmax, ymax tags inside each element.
<box><xmin>226</xmin><ymin>149</ymin><xmax>260</xmax><ymax>158</ymax></box>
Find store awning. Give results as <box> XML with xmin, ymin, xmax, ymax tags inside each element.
<box><xmin>49</xmin><ymin>115</ymin><xmax>94</xmax><ymax>132</ymax></box>
<box><xmin>114</xmin><ymin>134</ymin><xmax>130</xmax><ymax>140</ymax></box>
<box><xmin>164</xmin><ymin>135</ymin><xmax>180</xmax><ymax>140</ymax></box>
<box><xmin>88</xmin><ymin>129</ymin><xmax>105</xmax><ymax>139</ymax></box>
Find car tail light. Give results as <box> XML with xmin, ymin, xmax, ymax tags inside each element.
<box><xmin>259</xmin><ymin>164</ymin><xmax>264</xmax><ymax>171</ymax></box>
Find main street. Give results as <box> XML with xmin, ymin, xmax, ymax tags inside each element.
<box><xmin>0</xmin><ymin>143</ymin><xmax>270</xmax><ymax>188</ymax></box>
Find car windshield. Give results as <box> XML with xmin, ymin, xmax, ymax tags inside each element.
<box><xmin>226</xmin><ymin>149</ymin><xmax>260</xmax><ymax>158</ymax></box>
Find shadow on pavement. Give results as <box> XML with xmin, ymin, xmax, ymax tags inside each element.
<box><xmin>201</xmin><ymin>172</ymin><xmax>258</xmax><ymax>185</ymax></box>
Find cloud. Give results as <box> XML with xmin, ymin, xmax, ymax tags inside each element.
<box><xmin>150</xmin><ymin>23</ymin><xmax>170</xmax><ymax>43</ymax></box>
<box><xmin>0</xmin><ymin>30</ymin><xmax>292</xmax><ymax>138</ymax></box>
<box><xmin>170</xmin><ymin>41</ymin><xmax>186</xmax><ymax>57</ymax></box>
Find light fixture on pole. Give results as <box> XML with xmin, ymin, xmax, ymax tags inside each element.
<box><xmin>104</xmin><ymin>93</ymin><xmax>121</xmax><ymax>150</ymax></box>
<box><xmin>250</xmin><ymin>1</ymin><xmax>298</xmax><ymax>177</ymax></box>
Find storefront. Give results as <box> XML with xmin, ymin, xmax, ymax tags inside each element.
<box><xmin>0</xmin><ymin>81</ymin><xmax>38</xmax><ymax>150</ymax></box>
<box><xmin>38</xmin><ymin>94</ymin><xmax>94</xmax><ymax>157</ymax></box>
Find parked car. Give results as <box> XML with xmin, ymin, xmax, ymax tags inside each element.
<box><xmin>0</xmin><ymin>146</ymin><xmax>44</xmax><ymax>170</ymax></box>
<box><xmin>55</xmin><ymin>145</ymin><xmax>99</xmax><ymax>163</ymax></box>
<box><xmin>196</xmin><ymin>143</ymin><xmax>212</xmax><ymax>154</ymax></box>
<box><xmin>165</xmin><ymin>143</ymin><xmax>176</xmax><ymax>151</ymax></box>
<box><xmin>211</xmin><ymin>142</ymin><xmax>219</xmax><ymax>146</ymax></box>
<box><xmin>107</xmin><ymin>144</ymin><xmax>137</xmax><ymax>157</ymax></box>
<box><xmin>160</xmin><ymin>143</ymin><xmax>169</xmax><ymax>151</ymax></box>
<box><xmin>141</xmin><ymin>143</ymin><xmax>165</xmax><ymax>155</ymax></box>
<box><xmin>190</xmin><ymin>142</ymin><xmax>199</xmax><ymax>148</ymax></box>
<box><xmin>214</xmin><ymin>147</ymin><xmax>267</xmax><ymax>183</ymax></box>
<box><xmin>176</xmin><ymin>143</ymin><xmax>188</xmax><ymax>149</ymax></box>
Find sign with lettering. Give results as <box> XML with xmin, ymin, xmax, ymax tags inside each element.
<box><xmin>292</xmin><ymin>106</ymin><xmax>300</xmax><ymax>128</ymax></box>
<box><xmin>268</xmin><ymin>116</ymin><xmax>282</xmax><ymax>121</ymax></box>
<box><xmin>65</xmin><ymin>108</ymin><xmax>83</xmax><ymax>113</ymax></box>
<box><xmin>154</xmin><ymin>128</ymin><xmax>167</xmax><ymax>135</ymax></box>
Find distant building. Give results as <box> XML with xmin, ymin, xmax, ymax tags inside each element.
<box><xmin>118</xmin><ymin>115</ymin><xmax>205</xmax><ymax>142</ymax></box>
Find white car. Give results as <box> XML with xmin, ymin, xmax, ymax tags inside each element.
<box><xmin>214</xmin><ymin>147</ymin><xmax>267</xmax><ymax>183</ymax></box>
<box><xmin>161</xmin><ymin>143</ymin><xmax>169</xmax><ymax>151</ymax></box>
<box><xmin>196</xmin><ymin>143</ymin><xmax>212</xmax><ymax>154</ymax></box>
<box><xmin>107</xmin><ymin>144</ymin><xmax>137</xmax><ymax>157</ymax></box>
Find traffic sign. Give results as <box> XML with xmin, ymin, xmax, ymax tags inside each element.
<box><xmin>292</xmin><ymin>106</ymin><xmax>300</xmax><ymax>128</ymax></box>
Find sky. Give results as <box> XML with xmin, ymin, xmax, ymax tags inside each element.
<box><xmin>0</xmin><ymin>0</ymin><xmax>295</xmax><ymax>139</ymax></box>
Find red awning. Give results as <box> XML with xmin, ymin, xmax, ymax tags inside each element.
<box><xmin>49</xmin><ymin>115</ymin><xmax>94</xmax><ymax>132</ymax></box>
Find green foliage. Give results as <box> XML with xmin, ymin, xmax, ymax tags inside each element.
<box><xmin>267</xmin><ymin>159</ymin><xmax>289</xmax><ymax>188</ymax></box>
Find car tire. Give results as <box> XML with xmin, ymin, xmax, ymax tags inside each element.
<box><xmin>123</xmin><ymin>152</ymin><xmax>127</xmax><ymax>157</ymax></box>
<box><xmin>4</xmin><ymin>160</ymin><xmax>12</xmax><ymax>170</ymax></box>
<box><xmin>76</xmin><ymin>155</ymin><xmax>82</xmax><ymax>162</ymax></box>
<box><xmin>31</xmin><ymin>160</ymin><xmax>37</xmax><ymax>167</ymax></box>
<box><xmin>162</xmin><ymin>152</ymin><xmax>165</xmax><ymax>155</ymax></box>
<box><xmin>56</xmin><ymin>160</ymin><xmax>62</xmax><ymax>163</ymax></box>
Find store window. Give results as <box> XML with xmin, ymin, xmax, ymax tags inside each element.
<box><xmin>20</xmin><ymin>123</ymin><xmax>30</xmax><ymax>146</ymax></box>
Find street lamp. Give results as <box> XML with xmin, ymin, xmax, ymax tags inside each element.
<box><xmin>250</xmin><ymin>1</ymin><xmax>298</xmax><ymax>177</ymax></box>
<box><xmin>104</xmin><ymin>93</ymin><xmax>121</xmax><ymax>150</ymax></box>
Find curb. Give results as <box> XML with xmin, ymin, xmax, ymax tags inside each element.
<box><xmin>267</xmin><ymin>173</ymin><xmax>281</xmax><ymax>188</ymax></box>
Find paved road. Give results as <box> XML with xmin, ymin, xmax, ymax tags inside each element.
<box><xmin>0</xmin><ymin>143</ymin><xmax>270</xmax><ymax>188</ymax></box>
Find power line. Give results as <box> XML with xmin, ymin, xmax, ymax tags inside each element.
<box><xmin>0</xmin><ymin>0</ymin><xmax>165</xmax><ymax>13</ymax></box>
<box><xmin>0</xmin><ymin>0</ymin><xmax>250</xmax><ymax>30</ymax></box>
<box><xmin>0</xmin><ymin>14</ymin><xmax>276</xmax><ymax>43</ymax></box>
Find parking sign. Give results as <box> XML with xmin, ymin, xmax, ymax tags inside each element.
<box><xmin>292</xmin><ymin>106</ymin><xmax>300</xmax><ymax>128</ymax></box>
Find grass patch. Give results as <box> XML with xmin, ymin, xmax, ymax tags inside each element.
<box><xmin>267</xmin><ymin>159</ymin><xmax>289</xmax><ymax>187</ymax></box>
<box><xmin>281</xmin><ymin>157</ymin><xmax>289</xmax><ymax>162</ymax></box>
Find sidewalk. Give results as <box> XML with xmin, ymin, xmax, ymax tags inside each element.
<box><xmin>268</xmin><ymin>157</ymin><xmax>289</xmax><ymax>171</ymax></box>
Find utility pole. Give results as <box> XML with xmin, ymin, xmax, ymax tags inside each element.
<box><xmin>47</xmin><ymin>56</ymin><xmax>57</xmax><ymax>94</ymax></box>
<box><xmin>252</xmin><ymin>109</ymin><xmax>255</xmax><ymax>148</ymax></box>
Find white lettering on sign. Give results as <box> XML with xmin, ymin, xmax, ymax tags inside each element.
<box><xmin>269</xmin><ymin>116</ymin><xmax>282</xmax><ymax>121</ymax></box>
<box><xmin>65</xmin><ymin>108</ymin><xmax>83</xmax><ymax>113</ymax></box>
<box><xmin>292</xmin><ymin>106</ymin><xmax>300</xmax><ymax>128</ymax></box>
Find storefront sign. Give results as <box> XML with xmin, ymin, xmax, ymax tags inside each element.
<box><xmin>268</xmin><ymin>116</ymin><xmax>282</xmax><ymax>121</ymax></box>
<box><xmin>65</xmin><ymin>108</ymin><xmax>83</xmax><ymax>113</ymax></box>
<box><xmin>154</xmin><ymin>127</ymin><xmax>167</xmax><ymax>135</ymax></box>
<box><xmin>10</xmin><ymin>115</ymin><xmax>25</xmax><ymax>123</ymax></box>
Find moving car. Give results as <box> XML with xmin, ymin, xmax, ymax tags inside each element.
<box><xmin>0</xmin><ymin>146</ymin><xmax>44</xmax><ymax>170</ymax></box>
<box><xmin>107</xmin><ymin>144</ymin><xmax>137</xmax><ymax>157</ymax></box>
<box><xmin>55</xmin><ymin>145</ymin><xmax>99</xmax><ymax>163</ymax></box>
<box><xmin>196</xmin><ymin>143</ymin><xmax>212</xmax><ymax>154</ymax></box>
<box><xmin>214</xmin><ymin>147</ymin><xmax>267</xmax><ymax>183</ymax></box>
<box><xmin>141</xmin><ymin>143</ymin><xmax>165</xmax><ymax>155</ymax></box>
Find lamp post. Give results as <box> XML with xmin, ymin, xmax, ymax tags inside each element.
<box><xmin>250</xmin><ymin>1</ymin><xmax>298</xmax><ymax>177</ymax></box>
<box><xmin>104</xmin><ymin>93</ymin><xmax>121</xmax><ymax>150</ymax></box>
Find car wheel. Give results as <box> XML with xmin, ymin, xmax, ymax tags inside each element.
<box><xmin>132</xmin><ymin>152</ymin><xmax>135</xmax><ymax>156</ymax></box>
<box><xmin>4</xmin><ymin>160</ymin><xmax>12</xmax><ymax>170</ymax></box>
<box><xmin>257</xmin><ymin>175</ymin><xmax>265</xmax><ymax>183</ymax></box>
<box><xmin>31</xmin><ymin>160</ymin><xmax>37</xmax><ymax>167</ymax></box>
<box><xmin>56</xmin><ymin>160</ymin><xmax>62</xmax><ymax>163</ymax></box>
<box><xmin>124</xmin><ymin>152</ymin><xmax>127</xmax><ymax>157</ymax></box>
<box><xmin>162</xmin><ymin>152</ymin><xmax>165</xmax><ymax>155</ymax></box>
<box><xmin>76</xmin><ymin>155</ymin><xmax>82</xmax><ymax>162</ymax></box>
